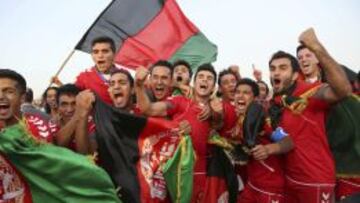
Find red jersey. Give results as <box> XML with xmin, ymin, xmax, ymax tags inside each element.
<box><xmin>218</xmin><ymin>101</ymin><xmax>237</xmax><ymax>139</ymax></box>
<box><xmin>166</xmin><ymin>96</ymin><xmax>211</xmax><ymax>172</ymax></box>
<box><xmin>24</xmin><ymin>113</ymin><xmax>58</xmax><ymax>143</ymax></box>
<box><xmin>75</xmin><ymin>67</ymin><xmax>114</xmax><ymax>105</ymax></box>
<box><xmin>0</xmin><ymin>153</ymin><xmax>32</xmax><ymax>202</ymax></box>
<box><xmin>246</xmin><ymin>133</ymin><xmax>285</xmax><ymax>193</ymax></box>
<box><xmin>275</xmin><ymin>81</ymin><xmax>335</xmax><ymax>184</ymax></box>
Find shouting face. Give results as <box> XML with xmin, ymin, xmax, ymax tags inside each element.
<box><xmin>297</xmin><ymin>47</ymin><xmax>320</xmax><ymax>79</ymax></box>
<box><xmin>0</xmin><ymin>78</ymin><xmax>24</xmax><ymax>125</ymax></box>
<box><xmin>234</xmin><ymin>84</ymin><xmax>255</xmax><ymax>115</ymax></box>
<box><xmin>150</xmin><ymin>66</ymin><xmax>172</xmax><ymax>101</ymax></box>
<box><xmin>109</xmin><ymin>72</ymin><xmax>133</xmax><ymax>109</ymax></box>
<box><xmin>91</xmin><ymin>42</ymin><xmax>115</xmax><ymax>73</ymax></box>
<box><xmin>269</xmin><ymin>58</ymin><xmax>298</xmax><ymax>94</ymax></box>
<box><xmin>194</xmin><ymin>70</ymin><xmax>215</xmax><ymax>98</ymax></box>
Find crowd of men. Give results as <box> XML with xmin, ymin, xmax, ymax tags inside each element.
<box><xmin>0</xmin><ymin>27</ymin><xmax>359</xmax><ymax>203</ymax></box>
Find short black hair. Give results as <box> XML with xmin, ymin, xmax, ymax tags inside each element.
<box><xmin>0</xmin><ymin>69</ymin><xmax>27</xmax><ymax>94</ymax></box>
<box><xmin>173</xmin><ymin>59</ymin><xmax>192</xmax><ymax>78</ymax></box>
<box><xmin>42</xmin><ymin>86</ymin><xmax>58</xmax><ymax>114</ymax></box>
<box><xmin>110</xmin><ymin>69</ymin><xmax>134</xmax><ymax>87</ymax></box>
<box><xmin>236</xmin><ymin>78</ymin><xmax>259</xmax><ymax>97</ymax></box>
<box><xmin>269</xmin><ymin>50</ymin><xmax>300</xmax><ymax>73</ymax></box>
<box><xmin>257</xmin><ymin>80</ymin><xmax>269</xmax><ymax>95</ymax></box>
<box><xmin>194</xmin><ymin>63</ymin><xmax>217</xmax><ymax>85</ymax></box>
<box><xmin>24</xmin><ymin>88</ymin><xmax>33</xmax><ymax>103</ymax></box>
<box><xmin>91</xmin><ymin>36</ymin><xmax>116</xmax><ymax>53</ymax></box>
<box><xmin>56</xmin><ymin>84</ymin><xmax>80</xmax><ymax>104</ymax></box>
<box><xmin>218</xmin><ymin>69</ymin><xmax>238</xmax><ymax>86</ymax></box>
<box><xmin>149</xmin><ymin>60</ymin><xmax>173</xmax><ymax>76</ymax></box>
<box><xmin>296</xmin><ymin>44</ymin><xmax>307</xmax><ymax>55</ymax></box>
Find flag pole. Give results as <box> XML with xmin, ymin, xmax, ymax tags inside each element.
<box><xmin>48</xmin><ymin>49</ymin><xmax>76</xmax><ymax>87</ymax></box>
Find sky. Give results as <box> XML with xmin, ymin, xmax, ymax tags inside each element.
<box><xmin>0</xmin><ymin>0</ymin><xmax>359</xmax><ymax>98</ymax></box>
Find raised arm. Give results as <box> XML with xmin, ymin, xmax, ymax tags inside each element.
<box><xmin>299</xmin><ymin>28</ymin><xmax>352</xmax><ymax>103</ymax></box>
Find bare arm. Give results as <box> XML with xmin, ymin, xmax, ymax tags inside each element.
<box><xmin>299</xmin><ymin>28</ymin><xmax>352</xmax><ymax>103</ymax></box>
<box><xmin>74</xmin><ymin>90</ymin><xmax>95</xmax><ymax>154</ymax></box>
<box><xmin>251</xmin><ymin>136</ymin><xmax>293</xmax><ymax>161</ymax></box>
<box><xmin>135</xmin><ymin>67</ymin><xmax>169</xmax><ymax>117</ymax></box>
<box><xmin>55</xmin><ymin>116</ymin><xmax>77</xmax><ymax>147</ymax></box>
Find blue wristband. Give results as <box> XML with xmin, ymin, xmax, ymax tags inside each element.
<box><xmin>271</xmin><ymin>127</ymin><xmax>288</xmax><ymax>142</ymax></box>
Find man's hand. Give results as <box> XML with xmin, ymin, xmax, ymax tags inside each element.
<box><xmin>197</xmin><ymin>103</ymin><xmax>211</xmax><ymax>121</ymax></box>
<box><xmin>50</xmin><ymin>76</ymin><xmax>63</xmax><ymax>86</ymax></box>
<box><xmin>299</xmin><ymin>28</ymin><xmax>322</xmax><ymax>52</ymax></box>
<box><xmin>251</xmin><ymin>144</ymin><xmax>270</xmax><ymax>161</ymax></box>
<box><xmin>177</xmin><ymin>120</ymin><xmax>192</xmax><ymax>135</ymax></box>
<box><xmin>252</xmin><ymin>64</ymin><xmax>262</xmax><ymax>81</ymax></box>
<box><xmin>135</xmin><ymin>66</ymin><xmax>149</xmax><ymax>87</ymax></box>
<box><xmin>76</xmin><ymin>89</ymin><xmax>95</xmax><ymax>118</ymax></box>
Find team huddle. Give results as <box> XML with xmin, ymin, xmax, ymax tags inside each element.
<box><xmin>0</xmin><ymin>28</ymin><xmax>359</xmax><ymax>203</ymax></box>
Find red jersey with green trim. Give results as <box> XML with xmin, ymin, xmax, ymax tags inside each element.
<box><xmin>275</xmin><ymin>81</ymin><xmax>335</xmax><ymax>184</ymax></box>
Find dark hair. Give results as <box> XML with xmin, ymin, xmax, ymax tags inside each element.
<box><xmin>24</xmin><ymin>88</ymin><xmax>33</xmax><ymax>103</ymax></box>
<box><xmin>257</xmin><ymin>80</ymin><xmax>269</xmax><ymax>95</ymax></box>
<box><xmin>56</xmin><ymin>84</ymin><xmax>80</xmax><ymax>104</ymax></box>
<box><xmin>110</xmin><ymin>69</ymin><xmax>134</xmax><ymax>87</ymax></box>
<box><xmin>0</xmin><ymin>69</ymin><xmax>26</xmax><ymax>94</ymax></box>
<box><xmin>173</xmin><ymin>59</ymin><xmax>192</xmax><ymax>78</ymax></box>
<box><xmin>42</xmin><ymin>86</ymin><xmax>58</xmax><ymax>114</ymax></box>
<box><xmin>218</xmin><ymin>69</ymin><xmax>238</xmax><ymax>86</ymax></box>
<box><xmin>296</xmin><ymin>44</ymin><xmax>307</xmax><ymax>55</ymax></box>
<box><xmin>269</xmin><ymin>51</ymin><xmax>300</xmax><ymax>73</ymax></box>
<box><xmin>194</xmin><ymin>63</ymin><xmax>217</xmax><ymax>85</ymax></box>
<box><xmin>91</xmin><ymin>36</ymin><xmax>116</xmax><ymax>53</ymax></box>
<box><xmin>236</xmin><ymin>78</ymin><xmax>259</xmax><ymax>97</ymax></box>
<box><xmin>149</xmin><ymin>60</ymin><xmax>173</xmax><ymax>76</ymax></box>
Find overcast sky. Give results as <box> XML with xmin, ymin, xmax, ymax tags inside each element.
<box><xmin>0</xmin><ymin>0</ymin><xmax>359</xmax><ymax>98</ymax></box>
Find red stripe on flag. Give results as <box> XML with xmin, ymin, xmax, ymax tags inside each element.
<box><xmin>115</xmin><ymin>0</ymin><xmax>198</xmax><ymax>68</ymax></box>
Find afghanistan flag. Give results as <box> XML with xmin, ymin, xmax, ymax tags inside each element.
<box><xmin>93</xmin><ymin>98</ymin><xmax>194</xmax><ymax>203</ymax></box>
<box><xmin>326</xmin><ymin>95</ymin><xmax>360</xmax><ymax>177</ymax></box>
<box><xmin>75</xmin><ymin>0</ymin><xmax>217</xmax><ymax>71</ymax></box>
<box><xmin>0</xmin><ymin>122</ymin><xmax>121</xmax><ymax>203</ymax></box>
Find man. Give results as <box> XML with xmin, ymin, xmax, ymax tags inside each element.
<box><xmin>75</xmin><ymin>36</ymin><xmax>119</xmax><ymax>104</ymax></box>
<box><xmin>268</xmin><ymin>28</ymin><xmax>351</xmax><ymax>202</ymax></box>
<box><xmin>297</xmin><ymin>44</ymin><xmax>322</xmax><ymax>83</ymax></box>
<box><xmin>54</xmin><ymin>84</ymin><xmax>95</xmax><ymax>154</ymax></box>
<box><xmin>217</xmin><ymin>69</ymin><xmax>238</xmax><ymax>104</ymax></box>
<box><xmin>172</xmin><ymin>60</ymin><xmax>193</xmax><ymax>97</ymax></box>
<box><xmin>147</xmin><ymin>60</ymin><xmax>173</xmax><ymax>102</ymax></box>
<box><xmin>296</xmin><ymin>44</ymin><xmax>360</xmax><ymax>201</ymax></box>
<box><xmin>0</xmin><ymin>69</ymin><xmax>56</xmax><ymax>202</ymax></box>
<box><xmin>108</xmin><ymin>69</ymin><xmax>135</xmax><ymax>112</ymax></box>
<box><xmin>235</xmin><ymin>78</ymin><xmax>293</xmax><ymax>203</ymax></box>
<box><xmin>136</xmin><ymin>63</ymin><xmax>221</xmax><ymax>202</ymax></box>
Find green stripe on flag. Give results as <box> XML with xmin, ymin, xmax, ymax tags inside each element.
<box><xmin>0</xmin><ymin>123</ymin><xmax>121</xmax><ymax>203</ymax></box>
<box><xmin>163</xmin><ymin>135</ymin><xmax>195</xmax><ymax>203</ymax></box>
<box><xmin>170</xmin><ymin>32</ymin><xmax>217</xmax><ymax>72</ymax></box>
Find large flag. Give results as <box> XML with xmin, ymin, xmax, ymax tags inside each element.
<box><xmin>93</xmin><ymin>98</ymin><xmax>195</xmax><ymax>203</ymax></box>
<box><xmin>0</xmin><ymin>122</ymin><xmax>121</xmax><ymax>203</ymax></box>
<box><xmin>75</xmin><ymin>0</ymin><xmax>217</xmax><ymax>71</ymax></box>
<box><xmin>326</xmin><ymin>95</ymin><xmax>360</xmax><ymax>177</ymax></box>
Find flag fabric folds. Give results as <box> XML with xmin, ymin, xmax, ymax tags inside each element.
<box><xmin>76</xmin><ymin>0</ymin><xmax>217</xmax><ymax>71</ymax></box>
<box><xmin>93</xmin><ymin>98</ymin><xmax>194</xmax><ymax>203</ymax></box>
<box><xmin>326</xmin><ymin>95</ymin><xmax>360</xmax><ymax>177</ymax></box>
<box><xmin>0</xmin><ymin>122</ymin><xmax>121</xmax><ymax>203</ymax></box>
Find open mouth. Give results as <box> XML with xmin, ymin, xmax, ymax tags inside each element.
<box><xmin>0</xmin><ymin>103</ymin><xmax>10</xmax><ymax>115</ymax></box>
<box><xmin>176</xmin><ymin>76</ymin><xmax>183</xmax><ymax>82</ymax></box>
<box><xmin>273</xmin><ymin>78</ymin><xmax>281</xmax><ymax>85</ymax></box>
<box><xmin>236</xmin><ymin>100</ymin><xmax>247</xmax><ymax>111</ymax></box>
<box><xmin>199</xmin><ymin>84</ymin><xmax>207</xmax><ymax>90</ymax></box>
